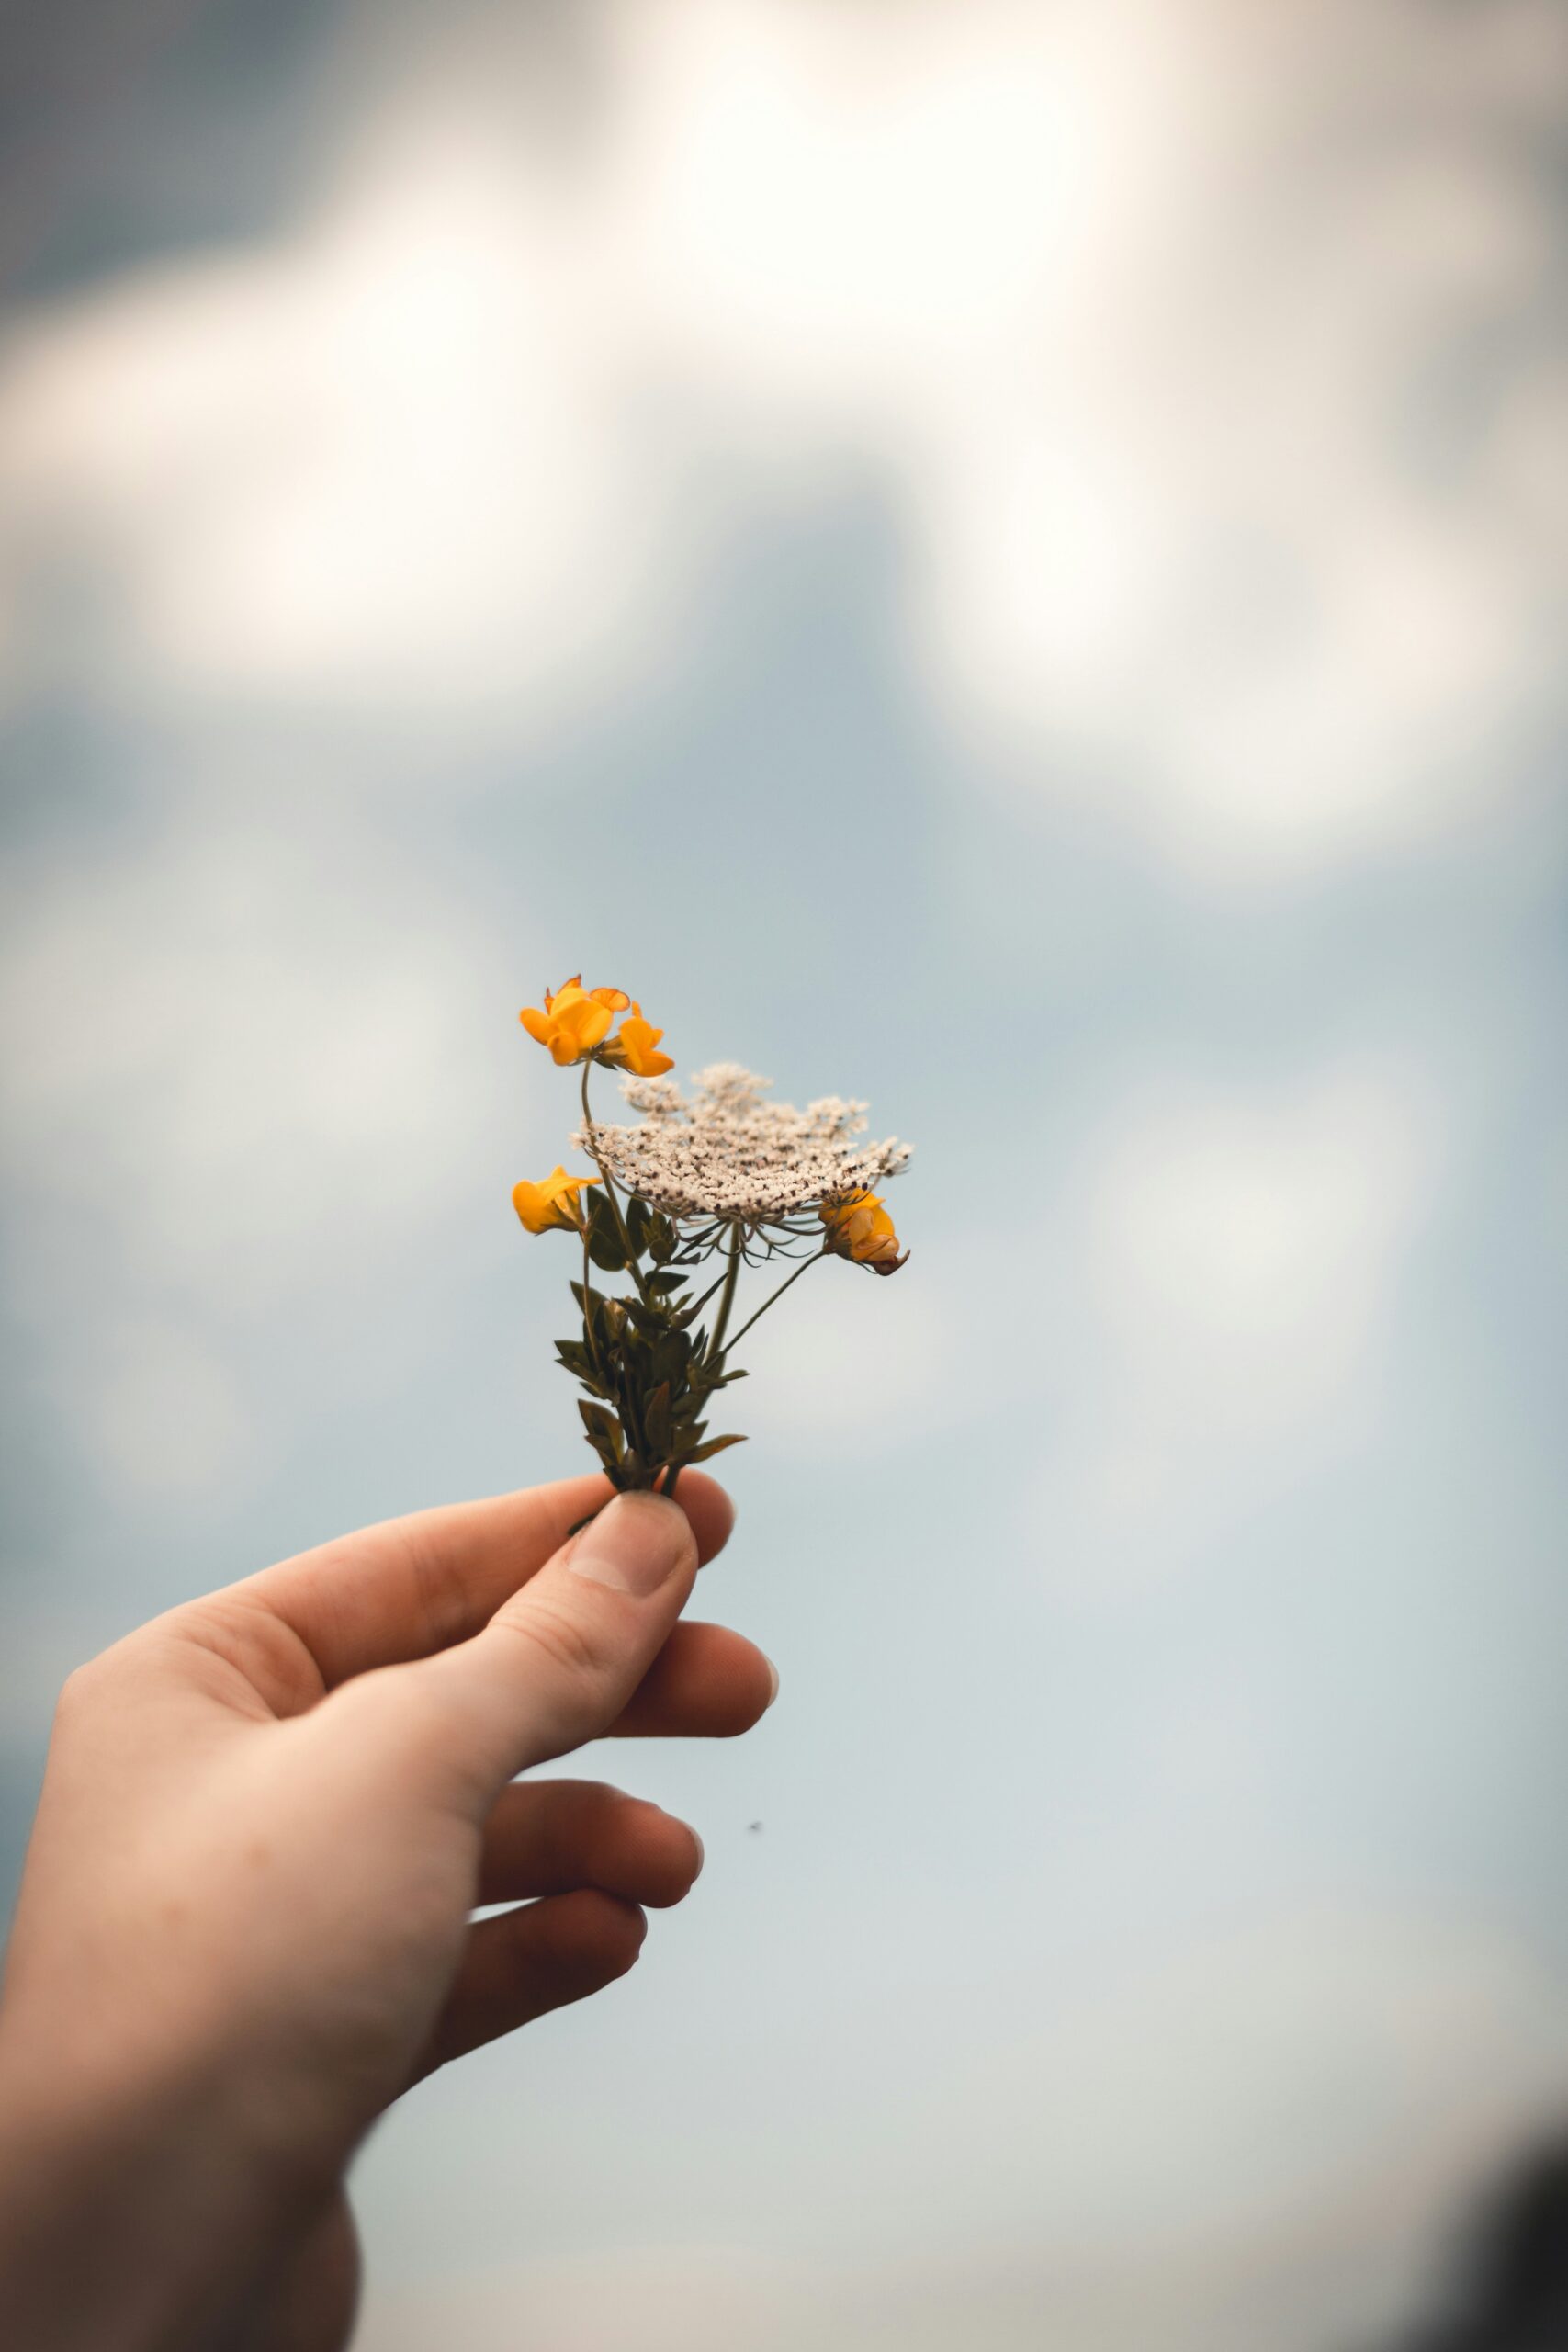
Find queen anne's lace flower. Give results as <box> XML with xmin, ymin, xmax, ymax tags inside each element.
<box><xmin>575</xmin><ymin>1064</ymin><xmax>911</xmax><ymax>1228</ymax></box>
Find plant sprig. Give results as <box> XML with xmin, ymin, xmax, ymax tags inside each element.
<box><xmin>512</xmin><ymin>977</ymin><xmax>909</xmax><ymax>1496</ymax></box>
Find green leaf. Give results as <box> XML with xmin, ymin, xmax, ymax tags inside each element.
<box><xmin>646</xmin><ymin>1269</ymin><xmax>689</xmax><ymax>1295</ymax></box>
<box><xmin>624</xmin><ymin>1296</ymin><xmax>676</xmax><ymax>1337</ymax></box>
<box><xmin>578</xmin><ymin>1399</ymin><xmax>623</xmax><ymax>1462</ymax></box>
<box><xmin>585</xmin><ymin>1189</ymin><xmax>629</xmax><ymax>1272</ymax></box>
<box><xmin>678</xmin><ymin>1433</ymin><xmax>749</xmax><ymax>1464</ymax></box>
<box><xmin>626</xmin><ymin>1196</ymin><xmax>654</xmax><ymax>1255</ymax></box>
<box><xmin>651</xmin><ymin>1331</ymin><xmax>693</xmax><ymax>1390</ymax></box>
<box><xmin>644</xmin><ymin>1382</ymin><xmax>674</xmax><ymax>1459</ymax></box>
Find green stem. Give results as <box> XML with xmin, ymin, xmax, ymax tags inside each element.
<box><xmin>580</xmin><ymin>1059</ymin><xmax>652</xmax><ymax>1302</ymax></box>
<box><xmin>705</xmin><ymin>1226</ymin><xmax>744</xmax><ymax>1363</ymax></box>
<box><xmin>580</xmin><ymin>1210</ymin><xmax>603</xmax><ymax>1385</ymax></box>
<box><xmin>682</xmin><ymin>1269</ymin><xmax>731</xmax><ymax>1327</ymax></box>
<box><xmin>722</xmin><ymin>1246</ymin><xmax>826</xmax><ymax>1354</ymax></box>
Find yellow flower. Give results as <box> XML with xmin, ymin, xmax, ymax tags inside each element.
<box><xmin>614</xmin><ymin>1002</ymin><xmax>675</xmax><ymax>1078</ymax></box>
<box><xmin>820</xmin><ymin>1190</ymin><xmax>908</xmax><ymax>1274</ymax></box>
<box><xmin>519</xmin><ymin>977</ymin><xmax>631</xmax><ymax>1067</ymax></box>
<box><xmin>513</xmin><ymin>1165</ymin><xmax>600</xmax><ymax>1235</ymax></box>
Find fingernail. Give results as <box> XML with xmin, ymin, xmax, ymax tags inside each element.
<box><xmin>689</xmin><ymin>1828</ymin><xmax>705</xmax><ymax>1879</ymax></box>
<box><xmin>762</xmin><ymin>1656</ymin><xmax>780</xmax><ymax>1709</ymax></box>
<box><xmin>567</xmin><ymin>1492</ymin><xmax>692</xmax><ymax>1597</ymax></box>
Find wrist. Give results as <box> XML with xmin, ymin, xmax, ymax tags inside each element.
<box><xmin>0</xmin><ymin>2014</ymin><xmax>327</xmax><ymax>2352</ymax></box>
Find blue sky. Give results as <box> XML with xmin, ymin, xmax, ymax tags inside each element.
<box><xmin>2</xmin><ymin>4</ymin><xmax>1567</xmax><ymax>2345</ymax></box>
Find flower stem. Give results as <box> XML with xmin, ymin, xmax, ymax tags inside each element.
<box><xmin>722</xmin><ymin>1246</ymin><xmax>825</xmax><ymax>1354</ymax></box>
<box><xmin>682</xmin><ymin>1269</ymin><xmax>731</xmax><ymax>1326</ymax></box>
<box><xmin>580</xmin><ymin>1060</ymin><xmax>651</xmax><ymax>1302</ymax></box>
<box><xmin>580</xmin><ymin>1210</ymin><xmax>603</xmax><ymax>1384</ymax></box>
<box><xmin>705</xmin><ymin>1226</ymin><xmax>744</xmax><ymax>1363</ymax></box>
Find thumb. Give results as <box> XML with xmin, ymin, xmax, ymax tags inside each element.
<box><xmin>348</xmin><ymin>1491</ymin><xmax>699</xmax><ymax>1815</ymax></box>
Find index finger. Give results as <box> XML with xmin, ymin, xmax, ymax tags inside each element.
<box><xmin>225</xmin><ymin>1472</ymin><xmax>736</xmax><ymax>1688</ymax></box>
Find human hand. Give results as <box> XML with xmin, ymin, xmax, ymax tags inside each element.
<box><xmin>0</xmin><ymin>1473</ymin><xmax>772</xmax><ymax>2352</ymax></box>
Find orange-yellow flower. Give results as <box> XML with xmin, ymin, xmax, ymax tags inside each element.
<box><xmin>512</xmin><ymin>1165</ymin><xmax>600</xmax><ymax>1235</ymax></box>
<box><xmin>820</xmin><ymin>1190</ymin><xmax>908</xmax><ymax>1274</ymax></box>
<box><xmin>519</xmin><ymin>977</ymin><xmax>631</xmax><ymax>1067</ymax></box>
<box><xmin>614</xmin><ymin>1003</ymin><xmax>675</xmax><ymax>1078</ymax></box>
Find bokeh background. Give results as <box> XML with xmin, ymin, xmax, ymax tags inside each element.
<box><xmin>3</xmin><ymin>3</ymin><xmax>1567</xmax><ymax>2346</ymax></box>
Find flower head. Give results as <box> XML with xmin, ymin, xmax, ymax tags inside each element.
<box><xmin>512</xmin><ymin>1165</ymin><xmax>600</xmax><ymax>1235</ymax></box>
<box><xmin>577</xmin><ymin>1064</ymin><xmax>911</xmax><ymax>1241</ymax></box>
<box><xmin>603</xmin><ymin>1001</ymin><xmax>675</xmax><ymax>1079</ymax></box>
<box><xmin>520</xmin><ymin>978</ymin><xmax>630</xmax><ymax>1067</ymax></box>
<box><xmin>820</xmin><ymin>1189</ymin><xmax>908</xmax><ymax>1275</ymax></box>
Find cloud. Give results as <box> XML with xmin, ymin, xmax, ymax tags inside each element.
<box><xmin>0</xmin><ymin>130</ymin><xmax>694</xmax><ymax>729</ymax></box>
<box><xmin>1027</xmin><ymin>1059</ymin><xmax>1438</xmax><ymax>1599</ymax></box>
<box><xmin>741</xmin><ymin>1244</ymin><xmax>955</xmax><ymax>1455</ymax></box>
<box><xmin>955</xmin><ymin>1904</ymin><xmax>1568</xmax><ymax>2251</ymax></box>
<box><xmin>354</xmin><ymin>1907</ymin><xmax>1568</xmax><ymax>2352</ymax></box>
<box><xmin>0</xmin><ymin>809</ymin><xmax>503</xmax><ymax>1299</ymax></box>
<box><xmin>0</xmin><ymin>801</ymin><xmax>524</xmax><ymax>1493</ymax></box>
<box><xmin>85</xmin><ymin>1315</ymin><xmax>252</xmax><ymax>1497</ymax></box>
<box><xmin>1</xmin><ymin>0</ymin><xmax>1562</xmax><ymax>878</ymax></box>
<box><xmin>1084</xmin><ymin>1063</ymin><xmax>1431</xmax><ymax>1426</ymax></box>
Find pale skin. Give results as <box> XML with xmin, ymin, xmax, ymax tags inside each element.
<box><xmin>0</xmin><ymin>1472</ymin><xmax>772</xmax><ymax>2352</ymax></box>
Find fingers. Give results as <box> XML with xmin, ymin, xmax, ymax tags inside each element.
<box><xmin>410</xmin><ymin>1780</ymin><xmax>705</xmax><ymax>2086</ymax></box>
<box><xmin>475</xmin><ymin>1780</ymin><xmax>704</xmax><ymax>1908</ymax></box>
<box><xmin>232</xmin><ymin>1472</ymin><xmax>735</xmax><ymax>1689</ymax></box>
<box><xmin>607</xmin><ymin>1621</ymin><xmax>778</xmax><ymax>1739</ymax></box>
<box><xmin>372</xmin><ymin>1490</ymin><xmax>703</xmax><ymax>1808</ymax></box>
<box><xmin>408</xmin><ymin>1890</ymin><xmax>649</xmax><ymax>2083</ymax></box>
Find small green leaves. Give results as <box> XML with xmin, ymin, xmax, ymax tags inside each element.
<box><xmin>680</xmin><ymin>1433</ymin><xmax>748</xmax><ymax>1464</ymax></box>
<box><xmin>621</xmin><ymin>1295</ymin><xmax>676</xmax><ymax>1337</ymax></box>
<box><xmin>585</xmin><ymin>1187</ymin><xmax>629</xmax><ymax>1272</ymax></box>
<box><xmin>643</xmin><ymin>1381</ymin><xmax>674</xmax><ymax>1460</ymax></box>
<box><xmin>632</xmin><ymin>1200</ymin><xmax>680</xmax><ymax>1265</ymax></box>
<box><xmin>577</xmin><ymin>1397</ymin><xmax>625</xmax><ymax>1474</ymax></box>
<box><xmin>626</xmin><ymin>1195</ymin><xmax>654</xmax><ymax>1256</ymax></box>
<box><xmin>557</xmin><ymin>1194</ymin><xmax>753</xmax><ymax>1489</ymax></box>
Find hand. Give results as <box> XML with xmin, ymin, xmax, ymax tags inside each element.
<box><xmin>0</xmin><ymin>1474</ymin><xmax>772</xmax><ymax>2352</ymax></box>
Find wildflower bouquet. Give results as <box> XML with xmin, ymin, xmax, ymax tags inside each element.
<box><xmin>513</xmin><ymin>979</ymin><xmax>910</xmax><ymax>1498</ymax></box>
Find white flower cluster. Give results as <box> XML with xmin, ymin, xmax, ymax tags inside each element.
<box><xmin>577</xmin><ymin>1063</ymin><xmax>912</xmax><ymax>1224</ymax></box>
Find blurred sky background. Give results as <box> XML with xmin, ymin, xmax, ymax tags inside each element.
<box><xmin>2</xmin><ymin>2</ymin><xmax>1567</xmax><ymax>2346</ymax></box>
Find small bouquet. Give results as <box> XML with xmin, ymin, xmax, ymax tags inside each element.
<box><xmin>513</xmin><ymin>979</ymin><xmax>911</xmax><ymax>1498</ymax></box>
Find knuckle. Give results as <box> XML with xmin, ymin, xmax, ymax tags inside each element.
<box><xmin>500</xmin><ymin>1598</ymin><xmax>614</xmax><ymax>1690</ymax></box>
<box><xmin>396</xmin><ymin>1522</ymin><xmax>477</xmax><ymax>1655</ymax></box>
<box><xmin>53</xmin><ymin>1658</ymin><xmax>101</xmax><ymax>1724</ymax></box>
<box><xmin>53</xmin><ymin>1642</ymin><xmax>130</xmax><ymax>1722</ymax></box>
